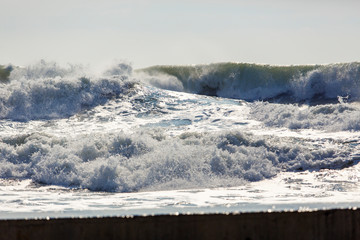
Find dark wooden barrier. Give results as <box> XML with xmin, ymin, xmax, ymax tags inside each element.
<box><xmin>1</xmin><ymin>209</ymin><xmax>359</xmax><ymax>240</ymax></box>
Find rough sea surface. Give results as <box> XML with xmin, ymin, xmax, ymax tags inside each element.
<box><xmin>1</xmin><ymin>61</ymin><xmax>360</xmax><ymax>219</ymax></box>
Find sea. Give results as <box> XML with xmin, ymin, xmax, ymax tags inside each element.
<box><xmin>1</xmin><ymin>60</ymin><xmax>360</xmax><ymax>219</ymax></box>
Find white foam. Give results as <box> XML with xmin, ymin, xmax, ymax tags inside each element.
<box><xmin>0</xmin><ymin>60</ymin><xmax>135</xmax><ymax>121</ymax></box>
<box><xmin>1</xmin><ymin>163</ymin><xmax>360</xmax><ymax>216</ymax></box>
<box><xmin>1</xmin><ymin>125</ymin><xmax>358</xmax><ymax>192</ymax></box>
<box><xmin>251</xmin><ymin>101</ymin><xmax>360</xmax><ymax>131</ymax></box>
<box><xmin>1</xmin><ymin>61</ymin><xmax>360</xmax><ymax>215</ymax></box>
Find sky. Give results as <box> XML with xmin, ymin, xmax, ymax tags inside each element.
<box><xmin>1</xmin><ymin>0</ymin><xmax>360</xmax><ymax>69</ymax></box>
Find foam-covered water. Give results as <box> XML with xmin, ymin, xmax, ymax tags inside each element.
<box><xmin>1</xmin><ymin>60</ymin><xmax>360</xmax><ymax>218</ymax></box>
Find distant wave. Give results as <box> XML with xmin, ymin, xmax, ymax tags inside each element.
<box><xmin>0</xmin><ymin>61</ymin><xmax>136</xmax><ymax>121</ymax></box>
<box><xmin>140</xmin><ymin>62</ymin><xmax>360</xmax><ymax>103</ymax></box>
<box><xmin>2</xmin><ymin>61</ymin><xmax>360</xmax><ymax>121</ymax></box>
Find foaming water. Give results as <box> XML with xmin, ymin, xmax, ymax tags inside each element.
<box><xmin>1</xmin><ymin>163</ymin><xmax>360</xmax><ymax>219</ymax></box>
<box><xmin>2</xmin><ymin>129</ymin><xmax>356</xmax><ymax>192</ymax></box>
<box><xmin>251</xmin><ymin>101</ymin><xmax>360</xmax><ymax>131</ymax></box>
<box><xmin>0</xmin><ymin>61</ymin><xmax>136</xmax><ymax>121</ymax></box>
<box><xmin>1</xmin><ymin>60</ymin><xmax>360</xmax><ymax>217</ymax></box>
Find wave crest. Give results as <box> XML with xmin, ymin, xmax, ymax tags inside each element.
<box><xmin>0</xmin><ymin>61</ymin><xmax>136</xmax><ymax>121</ymax></box>
<box><xmin>140</xmin><ymin>62</ymin><xmax>360</xmax><ymax>103</ymax></box>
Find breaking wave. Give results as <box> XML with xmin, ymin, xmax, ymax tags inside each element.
<box><xmin>1</xmin><ymin>60</ymin><xmax>360</xmax><ymax>192</ymax></box>
<box><xmin>0</xmin><ymin>61</ymin><xmax>136</xmax><ymax>121</ymax></box>
<box><xmin>140</xmin><ymin>62</ymin><xmax>360</xmax><ymax>103</ymax></box>
<box><xmin>2</xmin><ymin>61</ymin><xmax>360</xmax><ymax>122</ymax></box>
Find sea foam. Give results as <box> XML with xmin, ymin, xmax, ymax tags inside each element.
<box><xmin>251</xmin><ymin>101</ymin><xmax>360</xmax><ymax>131</ymax></box>
<box><xmin>0</xmin><ymin>130</ymin><xmax>355</xmax><ymax>192</ymax></box>
<box><xmin>1</xmin><ymin>60</ymin><xmax>359</xmax><ymax>193</ymax></box>
<box><xmin>0</xmin><ymin>61</ymin><xmax>136</xmax><ymax>121</ymax></box>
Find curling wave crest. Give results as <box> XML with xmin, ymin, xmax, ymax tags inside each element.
<box><xmin>141</xmin><ymin>62</ymin><xmax>360</xmax><ymax>103</ymax></box>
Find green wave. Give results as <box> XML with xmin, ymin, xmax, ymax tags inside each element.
<box><xmin>139</xmin><ymin>62</ymin><xmax>319</xmax><ymax>96</ymax></box>
<box><xmin>141</xmin><ymin>62</ymin><xmax>318</xmax><ymax>77</ymax></box>
<box><xmin>0</xmin><ymin>65</ymin><xmax>13</xmax><ymax>83</ymax></box>
<box><xmin>139</xmin><ymin>62</ymin><xmax>360</xmax><ymax>102</ymax></box>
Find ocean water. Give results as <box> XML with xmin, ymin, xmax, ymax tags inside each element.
<box><xmin>1</xmin><ymin>61</ymin><xmax>360</xmax><ymax>219</ymax></box>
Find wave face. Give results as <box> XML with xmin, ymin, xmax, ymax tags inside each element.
<box><xmin>140</xmin><ymin>62</ymin><xmax>360</xmax><ymax>103</ymax></box>
<box><xmin>0</xmin><ymin>130</ymin><xmax>354</xmax><ymax>192</ymax></box>
<box><xmin>0</xmin><ymin>65</ymin><xmax>12</xmax><ymax>83</ymax></box>
<box><xmin>0</xmin><ymin>61</ymin><xmax>136</xmax><ymax>121</ymax></box>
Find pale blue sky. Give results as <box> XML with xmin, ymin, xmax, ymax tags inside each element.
<box><xmin>1</xmin><ymin>0</ymin><xmax>359</xmax><ymax>68</ymax></box>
